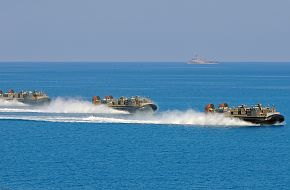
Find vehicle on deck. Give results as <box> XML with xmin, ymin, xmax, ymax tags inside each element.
<box><xmin>205</xmin><ymin>103</ymin><xmax>285</xmax><ymax>125</ymax></box>
<box><xmin>92</xmin><ymin>95</ymin><xmax>157</xmax><ymax>113</ymax></box>
<box><xmin>0</xmin><ymin>89</ymin><xmax>51</xmax><ymax>105</ymax></box>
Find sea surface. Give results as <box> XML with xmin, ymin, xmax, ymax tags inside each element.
<box><xmin>0</xmin><ymin>62</ymin><xmax>289</xmax><ymax>190</ymax></box>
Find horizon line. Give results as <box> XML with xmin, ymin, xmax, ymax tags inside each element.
<box><xmin>0</xmin><ymin>60</ymin><xmax>290</xmax><ymax>64</ymax></box>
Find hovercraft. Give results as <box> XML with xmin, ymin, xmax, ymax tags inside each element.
<box><xmin>0</xmin><ymin>89</ymin><xmax>51</xmax><ymax>105</ymax></box>
<box><xmin>205</xmin><ymin>103</ymin><xmax>285</xmax><ymax>125</ymax></box>
<box><xmin>92</xmin><ymin>95</ymin><xmax>157</xmax><ymax>113</ymax></box>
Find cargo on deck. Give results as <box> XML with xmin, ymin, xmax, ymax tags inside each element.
<box><xmin>205</xmin><ymin>103</ymin><xmax>285</xmax><ymax>125</ymax></box>
<box><xmin>0</xmin><ymin>89</ymin><xmax>51</xmax><ymax>105</ymax></box>
<box><xmin>92</xmin><ymin>95</ymin><xmax>157</xmax><ymax>113</ymax></box>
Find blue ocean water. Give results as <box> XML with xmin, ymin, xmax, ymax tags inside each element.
<box><xmin>0</xmin><ymin>62</ymin><xmax>289</xmax><ymax>190</ymax></box>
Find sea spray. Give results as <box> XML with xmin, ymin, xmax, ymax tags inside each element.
<box><xmin>38</xmin><ymin>97</ymin><xmax>127</xmax><ymax>114</ymax></box>
<box><xmin>130</xmin><ymin>109</ymin><xmax>252</xmax><ymax>126</ymax></box>
<box><xmin>0</xmin><ymin>98</ymin><xmax>253</xmax><ymax>126</ymax></box>
<box><xmin>0</xmin><ymin>98</ymin><xmax>127</xmax><ymax>114</ymax></box>
<box><xmin>0</xmin><ymin>99</ymin><xmax>26</xmax><ymax>107</ymax></box>
<box><xmin>86</xmin><ymin>109</ymin><xmax>253</xmax><ymax>126</ymax></box>
<box><xmin>0</xmin><ymin>110</ymin><xmax>253</xmax><ymax>127</ymax></box>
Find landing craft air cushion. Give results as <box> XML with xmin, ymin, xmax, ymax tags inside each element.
<box><xmin>92</xmin><ymin>95</ymin><xmax>157</xmax><ymax>113</ymax></box>
<box><xmin>205</xmin><ymin>103</ymin><xmax>285</xmax><ymax>125</ymax></box>
<box><xmin>0</xmin><ymin>89</ymin><xmax>51</xmax><ymax>105</ymax></box>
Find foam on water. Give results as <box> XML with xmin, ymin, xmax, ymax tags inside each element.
<box><xmin>0</xmin><ymin>111</ymin><xmax>253</xmax><ymax>127</ymax></box>
<box><xmin>0</xmin><ymin>98</ymin><xmax>127</xmax><ymax>114</ymax></box>
<box><xmin>38</xmin><ymin>98</ymin><xmax>127</xmax><ymax>114</ymax></box>
<box><xmin>0</xmin><ymin>98</ymin><xmax>253</xmax><ymax>126</ymax></box>
<box><xmin>85</xmin><ymin>110</ymin><xmax>253</xmax><ymax>126</ymax></box>
<box><xmin>130</xmin><ymin>110</ymin><xmax>252</xmax><ymax>126</ymax></box>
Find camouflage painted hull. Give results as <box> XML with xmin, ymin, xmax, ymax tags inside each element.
<box><xmin>0</xmin><ymin>97</ymin><xmax>51</xmax><ymax>105</ymax></box>
<box><xmin>18</xmin><ymin>98</ymin><xmax>51</xmax><ymax>105</ymax></box>
<box><xmin>109</xmin><ymin>103</ymin><xmax>157</xmax><ymax>113</ymax></box>
<box><xmin>232</xmin><ymin>114</ymin><xmax>285</xmax><ymax>125</ymax></box>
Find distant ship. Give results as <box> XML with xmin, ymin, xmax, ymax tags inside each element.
<box><xmin>0</xmin><ymin>89</ymin><xmax>51</xmax><ymax>105</ymax></box>
<box><xmin>205</xmin><ymin>103</ymin><xmax>285</xmax><ymax>125</ymax></box>
<box><xmin>187</xmin><ymin>55</ymin><xmax>218</xmax><ymax>64</ymax></box>
<box><xmin>92</xmin><ymin>95</ymin><xmax>157</xmax><ymax>113</ymax></box>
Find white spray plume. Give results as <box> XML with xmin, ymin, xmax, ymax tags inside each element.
<box><xmin>0</xmin><ymin>99</ymin><xmax>26</xmax><ymax>107</ymax></box>
<box><xmin>86</xmin><ymin>109</ymin><xmax>253</xmax><ymax>126</ymax></box>
<box><xmin>0</xmin><ymin>98</ymin><xmax>253</xmax><ymax>127</ymax></box>
<box><xmin>38</xmin><ymin>97</ymin><xmax>127</xmax><ymax>114</ymax></box>
<box><xmin>0</xmin><ymin>97</ymin><xmax>127</xmax><ymax>114</ymax></box>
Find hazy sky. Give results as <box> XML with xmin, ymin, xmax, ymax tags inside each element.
<box><xmin>0</xmin><ymin>0</ymin><xmax>289</xmax><ymax>61</ymax></box>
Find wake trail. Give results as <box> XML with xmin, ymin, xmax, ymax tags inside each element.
<box><xmin>0</xmin><ymin>97</ymin><xmax>127</xmax><ymax>114</ymax></box>
<box><xmin>0</xmin><ymin>110</ymin><xmax>253</xmax><ymax>127</ymax></box>
<box><xmin>0</xmin><ymin>98</ymin><xmax>254</xmax><ymax>127</ymax></box>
